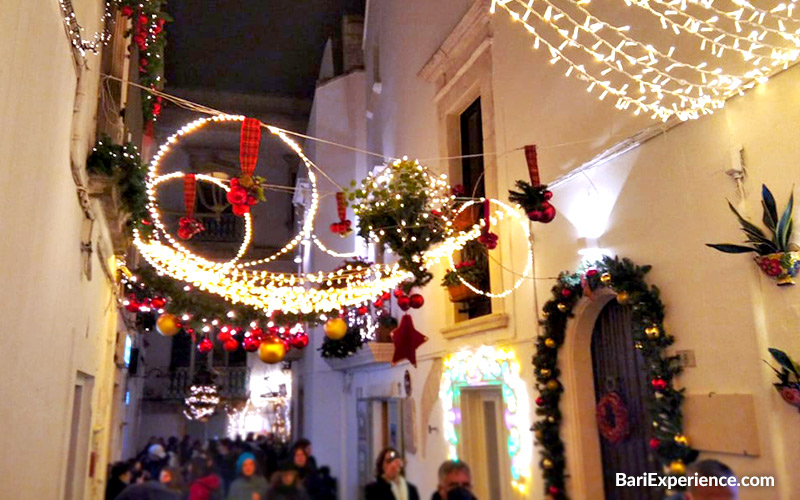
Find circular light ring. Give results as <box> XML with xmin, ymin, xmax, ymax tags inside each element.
<box><xmin>144</xmin><ymin>114</ymin><xmax>320</xmax><ymax>269</ymax></box>
<box><xmin>447</xmin><ymin>198</ymin><xmax>533</xmax><ymax>299</ymax></box>
<box><xmin>148</xmin><ymin>172</ymin><xmax>252</xmax><ymax>266</ymax></box>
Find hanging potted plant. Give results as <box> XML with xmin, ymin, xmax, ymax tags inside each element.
<box><xmin>441</xmin><ymin>260</ymin><xmax>483</xmax><ymax>302</ymax></box>
<box><xmin>707</xmin><ymin>185</ymin><xmax>798</xmax><ymax>286</ymax></box>
<box><xmin>766</xmin><ymin>348</ymin><xmax>800</xmax><ymax>413</ymax></box>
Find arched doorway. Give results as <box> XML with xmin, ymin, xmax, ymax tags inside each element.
<box><xmin>591</xmin><ymin>301</ymin><xmax>660</xmax><ymax>500</ymax></box>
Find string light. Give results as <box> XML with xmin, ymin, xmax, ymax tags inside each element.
<box><xmin>491</xmin><ymin>0</ymin><xmax>800</xmax><ymax>121</ymax></box>
<box><xmin>441</xmin><ymin>346</ymin><xmax>533</xmax><ymax>494</ymax></box>
<box><xmin>59</xmin><ymin>0</ymin><xmax>113</xmax><ymax>58</ymax></box>
<box><xmin>184</xmin><ymin>382</ymin><xmax>220</xmax><ymax>421</ymax></box>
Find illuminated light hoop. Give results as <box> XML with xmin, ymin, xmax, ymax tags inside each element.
<box><xmin>440</xmin><ymin>346</ymin><xmax>533</xmax><ymax>494</ymax></box>
<box><xmin>148</xmin><ymin>172</ymin><xmax>253</xmax><ymax>266</ymax></box>
<box><xmin>447</xmin><ymin>199</ymin><xmax>533</xmax><ymax>299</ymax></box>
<box><xmin>142</xmin><ymin>114</ymin><xmax>320</xmax><ymax>270</ymax></box>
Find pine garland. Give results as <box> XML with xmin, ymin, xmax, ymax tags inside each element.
<box><xmin>533</xmin><ymin>256</ymin><xmax>697</xmax><ymax>500</ymax></box>
<box><xmin>319</xmin><ymin>327</ymin><xmax>366</xmax><ymax>359</ymax></box>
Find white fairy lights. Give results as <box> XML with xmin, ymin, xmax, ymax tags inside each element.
<box><xmin>59</xmin><ymin>0</ymin><xmax>113</xmax><ymax>57</ymax></box>
<box><xmin>183</xmin><ymin>383</ymin><xmax>220</xmax><ymax>421</ymax></box>
<box><xmin>491</xmin><ymin>0</ymin><xmax>800</xmax><ymax>121</ymax></box>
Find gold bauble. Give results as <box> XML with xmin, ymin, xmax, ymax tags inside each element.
<box><xmin>535</xmin><ymin>430</ymin><xmax>544</xmax><ymax>441</ymax></box>
<box><xmin>324</xmin><ymin>318</ymin><xmax>348</xmax><ymax>340</ymax></box>
<box><xmin>238</xmin><ymin>175</ymin><xmax>254</xmax><ymax>188</ymax></box>
<box><xmin>542</xmin><ymin>458</ymin><xmax>553</xmax><ymax>469</ymax></box>
<box><xmin>616</xmin><ymin>291</ymin><xmax>629</xmax><ymax>305</ymax></box>
<box><xmin>258</xmin><ymin>336</ymin><xmax>287</xmax><ymax>364</ymax></box>
<box><xmin>557</xmin><ymin>303</ymin><xmax>568</xmax><ymax>312</ymax></box>
<box><xmin>540</xmin><ymin>368</ymin><xmax>552</xmax><ymax>378</ymax></box>
<box><xmin>600</xmin><ymin>273</ymin><xmax>612</xmax><ymax>285</ymax></box>
<box><xmin>674</xmin><ymin>434</ymin><xmax>689</xmax><ymax>446</ymax></box>
<box><xmin>669</xmin><ymin>460</ymin><xmax>686</xmax><ymax>475</ymax></box>
<box><xmin>542</xmin><ymin>311</ymin><xmax>550</xmax><ymax>319</ymax></box>
<box><xmin>545</xmin><ymin>338</ymin><xmax>556</xmax><ymax>348</ymax></box>
<box><xmin>156</xmin><ymin>313</ymin><xmax>181</xmax><ymax>336</ymax></box>
<box><xmin>546</xmin><ymin>380</ymin><xmax>559</xmax><ymax>391</ymax></box>
<box><xmin>645</xmin><ymin>326</ymin><xmax>660</xmax><ymax>338</ymax></box>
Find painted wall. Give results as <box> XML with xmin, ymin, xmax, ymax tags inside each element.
<box><xmin>302</xmin><ymin>1</ymin><xmax>800</xmax><ymax>499</ymax></box>
<box><xmin>0</xmin><ymin>1</ymin><xmax>126</xmax><ymax>498</ymax></box>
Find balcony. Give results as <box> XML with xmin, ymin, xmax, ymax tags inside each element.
<box><xmin>143</xmin><ymin>366</ymin><xmax>250</xmax><ymax>401</ymax></box>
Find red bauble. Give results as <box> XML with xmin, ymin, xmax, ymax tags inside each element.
<box><xmin>649</xmin><ymin>438</ymin><xmax>661</xmax><ymax>450</ymax></box>
<box><xmin>381</xmin><ymin>292</ymin><xmax>391</xmax><ymax>301</ymax></box>
<box><xmin>290</xmin><ymin>334</ymin><xmax>309</xmax><ymax>349</ymax></box>
<box><xmin>150</xmin><ymin>297</ymin><xmax>166</xmax><ymax>308</ymax></box>
<box><xmin>357</xmin><ymin>306</ymin><xmax>369</xmax><ymax>316</ymax></box>
<box><xmin>249</xmin><ymin>327</ymin><xmax>264</xmax><ymax>340</ymax></box>
<box><xmin>242</xmin><ymin>336</ymin><xmax>261</xmax><ymax>352</ymax></box>
<box><xmin>651</xmin><ymin>378</ymin><xmax>668</xmax><ymax>391</ymax></box>
<box><xmin>548</xmin><ymin>486</ymin><xmax>560</xmax><ymax>495</ymax></box>
<box><xmin>247</xmin><ymin>195</ymin><xmax>259</xmax><ymax>206</ymax></box>
<box><xmin>374</xmin><ymin>299</ymin><xmax>384</xmax><ymax>308</ymax></box>
<box><xmin>409</xmin><ymin>294</ymin><xmax>425</xmax><ymax>309</ymax></box>
<box><xmin>397</xmin><ymin>295</ymin><xmax>411</xmax><ymax>311</ymax></box>
<box><xmin>125</xmin><ymin>299</ymin><xmax>140</xmax><ymax>313</ymax></box>
<box><xmin>227</xmin><ymin>186</ymin><xmax>248</xmax><ymax>205</ymax></box>
<box><xmin>177</xmin><ymin>226</ymin><xmax>193</xmax><ymax>240</ymax></box>
<box><xmin>394</xmin><ymin>289</ymin><xmax>405</xmax><ymax>298</ymax></box>
<box><xmin>586</xmin><ymin>269</ymin><xmax>599</xmax><ymax>278</ymax></box>
<box><xmin>540</xmin><ymin>203</ymin><xmax>557</xmax><ymax>223</ymax></box>
<box><xmin>561</xmin><ymin>288</ymin><xmax>572</xmax><ymax>298</ymax></box>
<box><xmin>232</xmin><ymin>203</ymin><xmax>250</xmax><ymax>216</ymax></box>
<box><xmin>120</xmin><ymin>5</ymin><xmax>133</xmax><ymax>16</ymax></box>
<box><xmin>527</xmin><ymin>210</ymin><xmax>543</xmax><ymax>221</ymax></box>
<box><xmin>218</xmin><ymin>331</ymin><xmax>232</xmax><ymax>343</ymax></box>
<box><xmin>223</xmin><ymin>338</ymin><xmax>239</xmax><ymax>352</ymax></box>
<box><xmin>544</xmin><ymin>190</ymin><xmax>553</xmax><ymax>200</ymax></box>
<box><xmin>536</xmin><ymin>397</ymin><xmax>545</xmax><ymax>406</ymax></box>
<box><xmin>138</xmin><ymin>14</ymin><xmax>148</xmax><ymax>25</ymax></box>
<box><xmin>197</xmin><ymin>338</ymin><xmax>213</xmax><ymax>354</ymax></box>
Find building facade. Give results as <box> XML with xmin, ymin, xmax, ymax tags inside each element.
<box><xmin>297</xmin><ymin>1</ymin><xmax>800</xmax><ymax>500</ymax></box>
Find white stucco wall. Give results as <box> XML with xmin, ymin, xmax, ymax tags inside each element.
<box><xmin>302</xmin><ymin>1</ymin><xmax>800</xmax><ymax>499</ymax></box>
<box><xmin>0</xmin><ymin>1</ymin><xmax>124</xmax><ymax>498</ymax></box>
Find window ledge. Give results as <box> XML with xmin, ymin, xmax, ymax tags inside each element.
<box><xmin>441</xmin><ymin>312</ymin><xmax>509</xmax><ymax>340</ymax></box>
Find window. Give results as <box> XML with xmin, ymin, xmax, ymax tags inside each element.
<box><xmin>459</xmin><ymin>98</ymin><xmax>491</xmax><ymax>319</ymax></box>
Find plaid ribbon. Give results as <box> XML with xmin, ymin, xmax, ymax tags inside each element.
<box><xmin>524</xmin><ymin>144</ymin><xmax>540</xmax><ymax>186</ymax></box>
<box><xmin>483</xmin><ymin>198</ymin><xmax>491</xmax><ymax>231</ymax></box>
<box><xmin>240</xmin><ymin>118</ymin><xmax>262</xmax><ymax>177</ymax></box>
<box><xmin>184</xmin><ymin>174</ymin><xmax>196</xmax><ymax>218</ymax></box>
<box><xmin>336</xmin><ymin>192</ymin><xmax>347</xmax><ymax>221</ymax></box>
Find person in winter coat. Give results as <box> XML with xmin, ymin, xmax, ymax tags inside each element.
<box><xmin>115</xmin><ymin>467</ymin><xmax>183</xmax><ymax>500</ymax></box>
<box><xmin>266</xmin><ymin>461</ymin><xmax>310</xmax><ymax>500</ymax></box>
<box><xmin>188</xmin><ymin>457</ymin><xmax>223</xmax><ymax>500</ymax></box>
<box><xmin>364</xmin><ymin>448</ymin><xmax>420</xmax><ymax>500</ymax></box>
<box><xmin>227</xmin><ymin>452</ymin><xmax>269</xmax><ymax>500</ymax></box>
<box><xmin>106</xmin><ymin>461</ymin><xmax>132</xmax><ymax>500</ymax></box>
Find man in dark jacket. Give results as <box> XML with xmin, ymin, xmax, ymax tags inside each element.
<box><xmin>430</xmin><ymin>460</ymin><xmax>476</xmax><ymax>500</ymax></box>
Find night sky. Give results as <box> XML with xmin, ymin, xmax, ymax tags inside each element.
<box><xmin>164</xmin><ymin>0</ymin><xmax>366</xmax><ymax>98</ymax></box>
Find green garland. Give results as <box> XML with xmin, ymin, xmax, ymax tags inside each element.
<box><xmin>319</xmin><ymin>326</ymin><xmax>366</xmax><ymax>359</ymax></box>
<box><xmin>87</xmin><ymin>135</ymin><xmax>153</xmax><ymax>237</ymax></box>
<box><xmin>533</xmin><ymin>256</ymin><xmax>697</xmax><ymax>499</ymax></box>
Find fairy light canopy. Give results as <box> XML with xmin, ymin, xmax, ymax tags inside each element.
<box><xmin>491</xmin><ymin>0</ymin><xmax>800</xmax><ymax>121</ymax></box>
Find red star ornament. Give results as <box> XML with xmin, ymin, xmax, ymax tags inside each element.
<box><xmin>391</xmin><ymin>314</ymin><xmax>427</xmax><ymax>367</ymax></box>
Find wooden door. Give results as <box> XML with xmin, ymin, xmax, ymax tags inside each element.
<box><xmin>591</xmin><ymin>301</ymin><xmax>660</xmax><ymax>500</ymax></box>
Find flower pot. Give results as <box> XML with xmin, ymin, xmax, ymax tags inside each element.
<box><xmin>453</xmin><ymin>205</ymin><xmax>480</xmax><ymax>231</ymax></box>
<box><xmin>447</xmin><ymin>283</ymin><xmax>479</xmax><ymax>303</ymax></box>
<box><xmin>775</xmin><ymin>383</ymin><xmax>800</xmax><ymax>413</ymax></box>
<box><xmin>755</xmin><ymin>251</ymin><xmax>800</xmax><ymax>286</ymax></box>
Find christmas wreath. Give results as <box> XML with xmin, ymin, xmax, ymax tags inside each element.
<box><xmin>533</xmin><ymin>256</ymin><xmax>697</xmax><ymax>500</ymax></box>
<box><xmin>595</xmin><ymin>392</ymin><xmax>630</xmax><ymax>444</ymax></box>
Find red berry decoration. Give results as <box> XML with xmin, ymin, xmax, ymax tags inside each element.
<box><xmin>125</xmin><ymin>298</ymin><xmax>140</xmax><ymax>313</ymax></box>
<box><xmin>586</xmin><ymin>269</ymin><xmax>599</xmax><ymax>278</ymax></box>
<box><xmin>223</xmin><ymin>338</ymin><xmax>239</xmax><ymax>352</ymax></box>
<box><xmin>227</xmin><ymin>185</ymin><xmax>248</xmax><ymax>205</ymax></box>
<box><xmin>649</xmin><ymin>438</ymin><xmax>661</xmax><ymax>450</ymax></box>
<box><xmin>397</xmin><ymin>295</ymin><xmax>411</xmax><ymax>311</ymax></box>
<box><xmin>150</xmin><ymin>296</ymin><xmax>166</xmax><ymax>308</ymax></box>
<box><xmin>651</xmin><ymin>378</ymin><xmax>668</xmax><ymax>391</ymax></box>
<box><xmin>242</xmin><ymin>336</ymin><xmax>261</xmax><ymax>352</ymax></box>
<box><xmin>197</xmin><ymin>338</ymin><xmax>213</xmax><ymax>354</ymax></box>
<box><xmin>409</xmin><ymin>294</ymin><xmax>425</xmax><ymax>309</ymax></box>
<box><xmin>120</xmin><ymin>5</ymin><xmax>133</xmax><ymax>16</ymax></box>
<box><xmin>536</xmin><ymin>396</ymin><xmax>545</xmax><ymax>406</ymax></box>
<box><xmin>548</xmin><ymin>486</ymin><xmax>560</xmax><ymax>495</ymax></box>
<box><xmin>561</xmin><ymin>288</ymin><xmax>572</xmax><ymax>298</ymax></box>
<box><xmin>232</xmin><ymin>203</ymin><xmax>250</xmax><ymax>216</ymax></box>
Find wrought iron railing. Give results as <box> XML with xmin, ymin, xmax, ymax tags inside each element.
<box><xmin>146</xmin><ymin>366</ymin><xmax>250</xmax><ymax>400</ymax></box>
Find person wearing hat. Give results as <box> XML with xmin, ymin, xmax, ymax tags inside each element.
<box><xmin>364</xmin><ymin>448</ymin><xmax>420</xmax><ymax>500</ymax></box>
<box><xmin>266</xmin><ymin>460</ymin><xmax>310</xmax><ymax>500</ymax></box>
<box><xmin>227</xmin><ymin>452</ymin><xmax>269</xmax><ymax>500</ymax></box>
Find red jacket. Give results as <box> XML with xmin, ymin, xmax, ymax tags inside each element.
<box><xmin>189</xmin><ymin>474</ymin><xmax>221</xmax><ymax>500</ymax></box>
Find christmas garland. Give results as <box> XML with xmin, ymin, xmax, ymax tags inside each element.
<box><xmin>533</xmin><ymin>256</ymin><xmax>697</xmax><ymax>500</ymax></box>
<box><xmin>595</xmin><ymin>392</ymin><xmax>630</xmax><ymax>445</ymax></box>
<box><xmin>114</xmin><ymin>0</ymin><xmax>171</xmax><ymax>123</ymax></box>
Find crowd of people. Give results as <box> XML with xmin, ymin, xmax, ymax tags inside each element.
<box><xmin>106</xmin><ymin>434</ymin><xmax>335</xmax><ymax>500</ymax></box>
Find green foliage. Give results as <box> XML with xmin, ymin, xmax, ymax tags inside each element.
<box><xmin>319</xmin><ymin>327</ymin><xmax>366</xmax><ymax>359</ymax></box>
<box><xmin>707</xmin><ymin>185</ymin><xmax>795</xmax><ymax>255</ymax></box>
<box><xmin>87</xmin><ymin>135</ymin><xmax>152</xmax><ymax>237</ymax></box>
<box><xmin>347</xmin><ymin>159</ymin><xmax>449</xmax><ymax>287</ymax></box>
<box><xmin>533</xmin><ymin>256</ymin><xmax>697</xmax><ymax>499</ymax></box>
<box><xmin>767</xmin><ymin>348</ymin><xmax>800</xmax><ymax>385</ymax></box>
<box><xmin>508</xmin><ymin>180</ymin><xmax>549</xmax><ymax>212</ymax></box>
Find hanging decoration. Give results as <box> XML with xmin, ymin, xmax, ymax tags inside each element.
<box><xmin>491</xmin><ymin>0</ymin><xmax>800</xmax><ymax>121</ymax></box>
<box><xmin>324</xmin><ymin>317</ymin><xmax>349</xmax><ymax>340</ymax></box>
<box><xmin>391</xmin><ymin>314</ymin><xmax>428</xmax><ymax>367</ymax></box>
<box><xmin>58</xmin><ymin>0</ymin><xmax>113</xmax><ymax>57</ymax></box>
<box><xmin>533</xmin><ymin>256</ymin><xmax>697</xmax><ymax>499</ymax></box>
<box><xmin>330</xmin><ymin>192</ymin><xmax>353</xmax><ymax>236</ymax></box>
<box><xmin>707</xmin><ymin>184</ymin><xmax>798</xmax><ymax>285</ymax></box>
<box><xmin>441</xmin><ymin>346</ymin><xmax>532</xmax><ymax>495</ymax></box>
<box><xmin>441</xmin><ymin>260</ymin><xmax>482</xmax><ymax>302</ymax></box>
<box><xmin>478</xmin><ymin>199</ymin><xmax>499</xmax><ymax>249</ymax></box>
<box><xmin>155</xmin><ymin>313</ymin><xmax>181</xmax><ymax>336</ymax></box>
<box><xmin>178</xmin><ymin>174</ymin><xmax>205</xmax><ymax>240</ymax></box>
<box><xmin>227</xmin><ymin>118</ymin><xmax>267</xmax><ymax>216</ymax></box>
<box><xmin>508</xmin><ymin>145</ymin><xmax>556</xmax><ymax>224</ymax></box>
<box><xmin>766</xmin><ymin>347</ymin><xmax>800</xmax><ymax>413</ymax></box>
<box><xmin>183</xmin><ymin>367</ymin><xmax>220</xmax><ymax>421</ymax></box>
<box><xmin>258</xmin><ymin>335</ymin><xmax>288</xmax><ymax>364</ymax></box>
<box><xmin>595</xmin><ymin>392</ymin><xmax>631</xmax><ymax>444</ymax></box>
